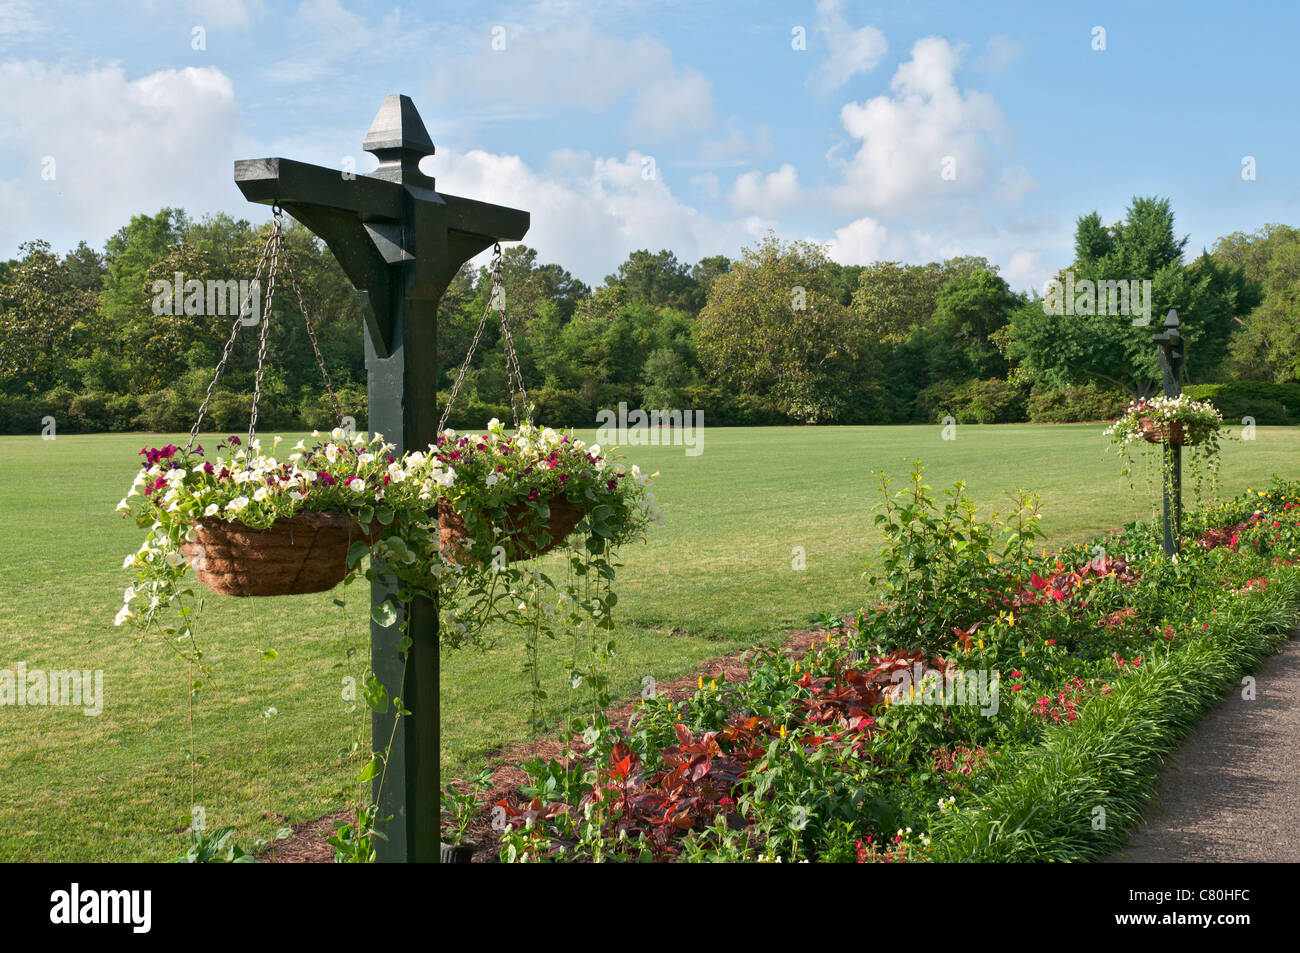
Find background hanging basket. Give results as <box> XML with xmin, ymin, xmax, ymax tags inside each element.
<box><xmin>181</xmin><ymin>511</ymin><xmax>371</xmax><ymax>597</ymax></box>
<box><xmin>438</xmin><ymin>496</ymin><xmax>584</xmax><ymax>564</ymax></box>
<box><xmin>1139</xmin><ymin>416</ymin><xmax>1190</xmax><ymax>446</ymax></box>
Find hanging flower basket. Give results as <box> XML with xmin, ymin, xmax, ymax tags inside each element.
<box><xmin>181</xmin><ymin>511</ymin><xmax>371</xmax><ymax>597</ymax></box>
<box><xmin>430</xmin><ymin>419</ymin><xmax>660</xmax><ymax>570</ymax></box>
<box><xmin>1106</xmin><ymin>396</ymin><xmax>1220</xmax><ymax>449</ymax></box>
<box><xmin>437</xmin><ymin>496</ymin><xmax>584</xmax><ymax>564</ymax></box>
<box><xmin>1138</xmin><ymin>416</ymin><xmax>1189</xmax><ymax>446</ymax></box>
<box><xmin>1104</xmin><ymin>395</ymin><xmax>1225</xmax><ymax>503</ymax></box>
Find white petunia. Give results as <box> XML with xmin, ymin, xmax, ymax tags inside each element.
<box><xmin>347</xmin><ymin>477</ymin><xmax>365</xmax><ymax>492</ymax></box>
<box><xmin>358</xmin><ymin>452</ymin><xmax>375</xmax><ymax>465</ymax></box>
<box><xmin>123</xmin><ymin>586</ymin><xmax>136</xmax><ymax>604</ymax></box>
<box><xmin>253</xmin><ymin>486</ymin><xmax>269</xmax><ymax>502</ymax></box>
<box><xmin>122</xmin><ymin>553</ymin><xmax>136</xmax><ymax>569</ymax></box>
<box><xmin>226</xmin><ymin>496</ymin><xmax>250</xmax><ymax>512</ymax></box>
<box><xmin>486</xmin><ymin>472</ymin><xmax>500</xmax><ymax>487</ymax></box>
<box><xmin>204</xmin><ymin>503</ymin><xmax>220</xmax><ymax>517</ymax></box>
<box><xmin>165</xmin><ymin>550</ymin><xmax>185</xmax><ymax>568</ymax></box>
<box><xmin>116</xmin><ymin>498</ymin><xmax>130</xmax><ymax>513</ymax></box>
<box><xmin>114</xmin><ymin>605</ymin><xmax>134</xmax><ymax>627</ymax></box>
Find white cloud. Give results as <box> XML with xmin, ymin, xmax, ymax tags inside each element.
<box><xmin>825</xmin><ymin>216</ymin><xmax>891</xmax><ymax>264</ymax></box>
<box><xmin>689</xmin><ymin>172</ymin><xmax>720</xmax><ymax>200</ymax></box>
<box><xmin>698</xmin><ymin>122</ymin><xmax>773</xmax><ymax>164</ymax></box>
<box><xmin>729</xmin><ymin>163</ymin><xmax>801</xmax><ymax>215</ymax></box>
<box><xmin>831</xmin><ymin>36</ymin><xmax>1008</xmax><ymax>215</ymax></box>
<box><xmin>185</xmin><ymin>0</ymin><xmax>264</xmax><ymax>30</ymax></box>
<box><xmin>997</xmin><ymin>164</ymin><xmax>1040</xmax><ymax>204</ymax></box>
<box><xmin>432</xmin><ymin>18</ymin><xmax>677</xmax><ymax>112</ymax></box>
<box><xmin>262</xmin><ymin>0</ymin><xmax>425</xmax><ymax>85</ymax></box>
<box><xmin>1003</xmin><ymin>249</ymin><xmax>1048</xmax><ymax>294</ymax></box>
<box><xmin>983</xmin><ymin>35</ymin><xmax>1022</xmax><ymax>73</ymax></box>
<box><xmin>434</xmin><ymin>147</ymin><xmax>761</xmax><ymax>284</ymax></box>
<box><xmin>808</xmin><ymin>0</ymin><xmax>888</xmax><ymax>94</ymax></box>
<box><xmin>0</xmin><ymin>62</ymin><xmax>243</xmax><ymax>255</ymax></box>
<box><xmin>0</xmin><ymin>0</ymin><xmax>41</xmax><ymax>37</ymax></box>
<box><xmin>630</xmin><ymin>67</ymin><xmax>714</xmax><ymax>140</ymax></box>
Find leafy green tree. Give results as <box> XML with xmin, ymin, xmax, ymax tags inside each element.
<box><xmin>101</xmin><ymin>208</ymin><xmax>189</xmax><ymax>330</ymax></box>
<box><xmin>641</xmin><ymin>346</ymin><xmax>691</xmax><ymax>410</ymax></box>
<box><xmin>690</xmin><ymin>255</ymin><xmax>731</xmax><ymax>307</ymax></box>
<box><xmin>0</xmin><ymin>241</ymin><xmax>100</xmax><ymax>395</ymax></box>
<box><xmin>1219</xmin><ymin>230</ymin><xmax>1300</xmax><ymax>381</ymax></box>
<box><xmin>606</xmin><ymin>249</ymin><xmax>700</xmax><ymax>312</ymax></box>
<box><xmin>850</xmin><ymin>262</ymin><xmax>946</xmax><ymax>343</ymax></box>
<box><xmin>698</xmin><ymin>235</ymin><xmax>864</xmax><ymax>422</ymax></box>
<box><xmin>927</xmin><ymin>269</ymin><xmax>1020</xmax><ymax>380</ymax></box>
<box><xmin>1009</xmin><ymin>197</ymin><xmax>1256</xmax><ymax>397</ymax></box>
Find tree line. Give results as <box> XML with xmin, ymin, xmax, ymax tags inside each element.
<box><xmin>2</xmin><ymin>196</ymin><xmax>1298</xmax><ymax>435</ymax></box>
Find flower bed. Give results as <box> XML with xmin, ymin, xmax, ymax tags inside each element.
<box><xmin>477</xmin><ymin>469</ymin><xmax>1300</xmax><ymax>862</ymax></box>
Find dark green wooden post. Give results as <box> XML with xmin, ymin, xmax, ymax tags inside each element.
<box><xmin>234</xmin><ymin>95</ymin><xmax>528</xmax><ymax>861</ymax></box>
<box><xmin>1153</xmin><ymin>309</ymin><xmax>1185</xmax><ymax>557</ymax></box>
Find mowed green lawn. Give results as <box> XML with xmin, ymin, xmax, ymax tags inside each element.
<box><xmin>2</xmin><ymin>424</ymin><xmax>1296</xmax><ymax>861</ymax></box>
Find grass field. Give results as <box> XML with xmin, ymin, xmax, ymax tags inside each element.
<box><xmin>2</xmin><ymin>423</ymin><xmax>1297</xmax><ymax>860</ymax></box>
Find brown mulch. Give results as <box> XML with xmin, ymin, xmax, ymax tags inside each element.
<box><xmin>256</xmin><ymin>625</ymin><xmax>839</xmax><ymax>863</ymax></box>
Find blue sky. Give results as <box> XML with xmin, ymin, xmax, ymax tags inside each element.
<box><xmin>1</xmin><ymin>0</ymin><xmax>1297</xmax><ymax>291</ymax></box>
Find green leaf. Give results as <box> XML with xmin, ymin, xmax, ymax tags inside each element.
<box><xmin>357</xmin><ymin>757</ymin><xmax>382</xmax><ymax>783</ymax></box>
<box><xmin>262</xmin><ymin>648</ymin><xmax>278</xmax><ymax>661</ymax></box>
<box><xmin>371</xmin><ymin>601</ymin><xmax>398</xmax><ymax>627</ymax></box>
<box><xmin>346</xmin><ymin>541</ymin><xmax>371</xmax><ymax>568</ymax></box>
<box><xmin>376</xmin><ymin>506</ymin><xmax>394</xmax><ymax>525</ymax></box>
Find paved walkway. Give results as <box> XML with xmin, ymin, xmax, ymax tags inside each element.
<box><xmin>1115</xmin><ymin>631</ymin><xmax>1300</xmax><ymax>862</ymax></box>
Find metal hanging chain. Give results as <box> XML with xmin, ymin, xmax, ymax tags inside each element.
<box><xmin>184</xmin><ymin>214</ymin><xmax>279</xmax><ymax>454</ymax></box>
<box><xmin>438</xmin><ymin>243</ymin><xmax>531</xmax><ymax>431</ymax></box>
<box><xmin>497</xmin><ymin>283</ymin><xmax>530</xmax><ymax>427</ymax></box>
<box><xmin>246</xmin><ymin>210</ymin><xmax>284</xmax><ymax>444</ymax></box>
<box><xmin>281</xmin><ymin>242</ymin><xmax>343</xmax><ymax>427</ymax></box>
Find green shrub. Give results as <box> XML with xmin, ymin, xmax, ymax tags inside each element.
<box><xmin>1185</xmin><ymin>381</ymin><xmax>1298</xmax><ymax>425</ymax></box>
<box><xmin>920</xmin><ymin>377</ymin><xmax>1028</xmax><ymax>424</ymax></box>
<box><xmin>1027</xmin><ymin>381</ymin><xmax>1128</xmax><ymax>423</ymax></box>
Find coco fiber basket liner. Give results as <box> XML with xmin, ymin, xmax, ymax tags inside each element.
<box><xmin>181</xmin><ymin>511</ymin><xmax>371</xmax><ymax>597</ymax></box>
<box><xmin>1139</xmin><ymin>416</ymin><xmax>1189</xmax><ymax>446</ymax></box>
<box><xmin>437</xmin><ymin>496</ymin><xmax>584</xmax><ymax>564</ymax></box>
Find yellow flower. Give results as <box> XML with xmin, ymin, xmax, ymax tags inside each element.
<box><xmin>1021</xmin><ymin>650</ymin><xmax>1026</xmax><ymax>657</ymax></box>
<box><xmin>1008</xmin><ymin>612</ymin><xmax>1016</xmax><ymax>627</ymax></box>
<box><xmin>697</xmin><ymin>676</ymin><xmax>704</xmax><ymax>690</ymax></box>
<box><xmin>709</xmin><ymin>679</ymin><xmax>717</xmax><ymax>691</ymax></box>
<box><xmin>779</xmin><ymin>725</ymin><xmax>787</xmax><ymax>738</ymax></box>
<box><xmin>977</xmin><ymin>639</ymin><xmax>984</xmax><ymax>650</ymax></box>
